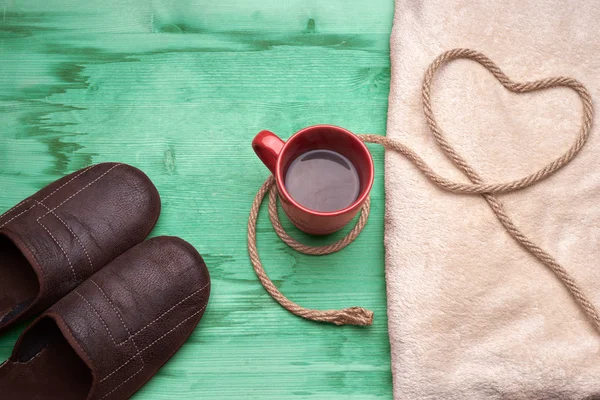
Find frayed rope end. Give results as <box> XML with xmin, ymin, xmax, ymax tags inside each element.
<box><xmin>331</xmin><ymin>307</ymin><xmax>374</xmax><ymax>326</ymax></box>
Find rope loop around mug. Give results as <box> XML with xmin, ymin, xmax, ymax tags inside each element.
<box><xmin>247</xmin><ymin>48</ymin><xmax>599</xmax><ymax>331</ymax></box>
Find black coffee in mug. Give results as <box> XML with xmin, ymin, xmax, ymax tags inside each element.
<box><xmin>284</xmin><ymin>149</ymin><xmax>361</xmax><ymax>212</ymax></box>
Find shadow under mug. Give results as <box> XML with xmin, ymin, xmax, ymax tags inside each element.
<box><xmin>252</xmin><ymin>125</ymin><xmax>374</xmax><ymax>235</ymax></box>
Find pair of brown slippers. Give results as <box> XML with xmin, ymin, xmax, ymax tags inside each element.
<box><xmin>0</xmin><ymin>163</ymin><xmax>211</xmax><ymax>400</ymax></box>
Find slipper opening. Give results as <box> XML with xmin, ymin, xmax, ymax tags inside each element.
<box><xmin>0</xmin><ymin>234</ymin><xmax>39</xmax><ymax>328</ymax></box>
<box><xmin>0</xmin><ymin>317</ymin><xmax>92</xmax><ymax>400</ymax></box>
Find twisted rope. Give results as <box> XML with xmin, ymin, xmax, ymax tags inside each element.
<box><xmin>247</xmin><ymin>176</ymin><xmax>373</xmax><ymax>325</ymax></box>
<box><xmin>248</xmin><ymin>48</ymin><xmax>598</xmax><ymax>330</ymax></box>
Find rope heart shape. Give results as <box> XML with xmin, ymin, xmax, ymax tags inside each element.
<box><xmin>248</xmin><ymin>48</ymin><xmax>598</xmax><ymax>332</ymax></box>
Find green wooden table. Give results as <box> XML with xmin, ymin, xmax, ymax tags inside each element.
<box><xmin>0</xmin><ymin>1</ymin><xmax>393</xmax><ymax>398</ymax></box>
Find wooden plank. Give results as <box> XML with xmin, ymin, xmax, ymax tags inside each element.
<box><xmin>0</xmin><ymin>0</ymin><xmax>393</xmax><ymax>398</ymax></box>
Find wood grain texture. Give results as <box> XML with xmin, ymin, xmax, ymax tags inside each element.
<box><xmin>0</xmin><ymin>0</ymin><xmax>393</xmax><ymax>398</ymax></box>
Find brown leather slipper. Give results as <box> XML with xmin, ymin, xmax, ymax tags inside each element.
<box><xmin>0</xmin><ymin>236</ymin><xmax>210</xmax><ymax>400</ymax></box>
<box><xmin>0</xmin><ymin>163</ymin><xmax>161</xmax><ymax>333</ymax></box>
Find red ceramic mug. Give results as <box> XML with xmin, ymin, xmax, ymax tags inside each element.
<box><xmin>252</xmin><ymin>125</ymin><xmax>374</xmax><ymax>235</ymax></box>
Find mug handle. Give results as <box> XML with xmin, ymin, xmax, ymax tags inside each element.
<box><xmin>252</xmin><ymin>130</ymin><xmax>285</xmax><ymax>175</ymax></box>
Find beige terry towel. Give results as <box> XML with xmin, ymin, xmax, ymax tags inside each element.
<box><xmin>385</xmin><ymin>1</ymin><xmax>600</xmax><ymax>398</ymax></box>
